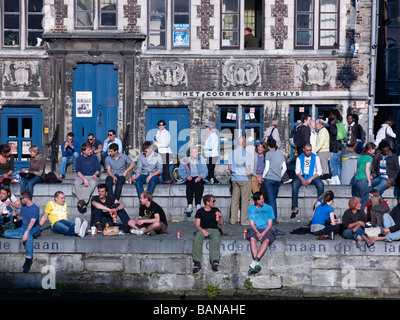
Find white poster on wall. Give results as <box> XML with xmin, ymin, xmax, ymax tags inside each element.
<box><xmin>76</xmin><ymin>91</ymin><xmax>93</xmax><ymax>117</ymax></box>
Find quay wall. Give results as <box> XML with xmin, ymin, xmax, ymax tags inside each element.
<box><xmin>1</xmin><ymin>184</ymin><xmax>400</xmax><ymax>298</ymax></box>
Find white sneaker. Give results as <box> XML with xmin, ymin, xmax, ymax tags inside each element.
<box><xmin>196</xmin><ymin>204</ymin><xmax>201</xmax><ymax>212</ymax></box>
<box><xmin>334</xmin><ymin>176</ymin><xmax>341</xmax><ymax>185</ymax></box>
<box><xmin>78</xmin><ymin>220</ymin><xmax>88</xmax><ymax>237</ymax></box>
<box><xmin>74</xmin><ymin>218</ymin><xmax>81</xmax><ymax>235</ymax></box>
<box><xmin>249</xmin><ymin>260</ymin><xmax>261</xmax><ymax>270</ymax></box>
<box><xmin>186</xmin><ymin>204</ymin><xmax>193</xmax><ymax>213</ymax></box>
<box><xmin>130</xmin><ymin>228</ymin><xmax>144</xmax><ymax>235</ymax></box>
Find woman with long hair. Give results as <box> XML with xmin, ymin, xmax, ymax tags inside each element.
<box><xmin>354</xmin><ymin>142</ymin><xmax>376</xmax><ymax>210</ymax></box>
<box><xmin>0</xmin><ymin>144</ymin><xmax>14</xmax><ymax>186</ymax></box>
<box><xmin>310</xmin><ymin>191</ymin><xmax>342</xmax><ymax>238</ymax></box>
<box><xmin>20</xmin><ymin>146</ymin><xmax>45</xmax><ymax>196</ymax></box>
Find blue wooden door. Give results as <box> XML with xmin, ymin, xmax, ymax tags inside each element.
<box><xmin>73</xmin><ymin>64</ymin><xmax>118</xmax><ymax>145</ymax></box>
<box><xmin>1</xmin><ymin>107</ymin><xmax>42</xmax><ymax>171</ymax></box>
<box><xmin>145</xmin><ymin>107</ymin><xmax>190</xmax><ymax>157</ymax></box>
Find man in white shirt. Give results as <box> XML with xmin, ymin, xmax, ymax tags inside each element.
<box><xmin>291</xmin><ymin>143</ymin><xmax>324</xmax><ymax>218</ymax></box>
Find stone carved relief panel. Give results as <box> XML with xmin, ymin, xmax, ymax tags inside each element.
<box><xmin>2</xmin><ymin>61</ymin><xmax>41</xmax><ymax>88</ymax></box>
<box><xmin>296</xmin><ymin>61</ymin><xmax>335</xmax><ymax>87</ymax></box>
<box><xmin>149</xmin><ymin>61</ymin><xmax>187</xmax><ymax>87</ymax></box>
<box><xmin>222</xmin><ymin>60</ymin><xmax>261</xmax><ymax>87</ymax></box>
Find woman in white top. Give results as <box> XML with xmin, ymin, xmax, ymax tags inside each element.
<box><xmin>375</xmin><ymin>121</ymin><xmax>396</xmax><ymax>147</ymax></box>
<box><xmin>154</xmin><ymin>120</ymin><xmax>172</xmax><ymax>183</ymax></box>
<box><xmin>204</xmin><ymin>121</ymin><xmax>220</xmax><ymax>184</ymax></box>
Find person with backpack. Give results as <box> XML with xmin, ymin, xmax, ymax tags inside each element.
<box><xmin>346</xmin><ymin>114</ymin><xmax>365</xmax><ymax>154</ymax></box>
<box><xmin>290</xmin><ymin>114</ymin><xmax>311</xmax><ymax>156</ymax></box>
<box><xmin>264</xmin><ymin>118</ymin><xmax>282</xmax><ymax>150</ymax></box>
<box><xmin>328</xmin><ymin>109</ymin><xmax>345</xmax><ymax>185</ymax></box>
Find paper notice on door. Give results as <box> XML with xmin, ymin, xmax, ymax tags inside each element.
<box><xmin>76</xmin><ymin>91</ymin><xmax>93</xmax><ymax>117</ymax></box>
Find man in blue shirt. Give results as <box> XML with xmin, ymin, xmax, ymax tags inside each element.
<box><xmin>105</xmin><ymin>143</ymin><xmax>135</xmax><ymax>200</ymax></box>
<box><xmin>1</xmin><ymin>191</ymin><xmax>40</xmax><ymax>273</ymax></box>
<box><xmin>58</xmin><ymin>132</ymin><xmax>80</xmax><ymax>180</ymax></box>
<box><xmin>102</xmin><ymin>129</ymin><xmax>123</xmax><ymax>170</ymax></box>
<box><xmin>246</xmin><ymin>192</ymin><xmax>276</xmax><ymax>276</ymax></box>
<box><xmin>74</xmin><ymin>142</ymin><xmax>100</xmax><ymax>212</ymax></box>
<box><xmin>228</xmin><ymin>137</ymin><xmax>252</xmax><ymax>225</ymax></box>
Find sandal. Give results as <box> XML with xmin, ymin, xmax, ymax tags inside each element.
<box><xmin>317</xmin><ymin>235</ymin><xmax>330</xmax><ymax>240</ymax></box>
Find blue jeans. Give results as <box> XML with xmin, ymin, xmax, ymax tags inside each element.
<box><xmin>354</xmin><ymin>180</ymin><xmax>371</xmax><ymax>210</ymax></box>
<box><xmin>105</xmin><ymin>174</ymin><xmax>126</xmax><ymax>200</ymax></box>
<box><xmin>52</xmin><ymin>220</ymin><xmax>76</xmax><ymax>236</ymax></box>
<box><xmin>135</xmin><ymin>174</ymin><xmax>160</xmax><ymax>198</ymax></box>
<box><xmin>383</xmin><ymin>213</ymin><xmax>400</xmax><ymax>242</ymax></box>
<box><xmin>330</xmin><ymin>152</ymin><xmax>341</xmax><ymax>178</ymax></box>
<box><xmin>59</xmin><ymin>152</ymin><xmax>80</xmax><ymax>176</ymax></box>
<box><xmin>291</xmin><ymin>176</ymin><xmax>324</xmax><ymax>209</ymax></box>
<box><xmin>371</xmin><ymin>177</ymin><xmax>388</xmax><ymax>196</ymax></box>
<box><xmin>263</xmin><ymin>179</ymin><xmax>281</xmax><ymax>224</ymax></box>
<box><xmin>342</xmin><ymin>226</ymin><xmax>365</xmax><ymax>241</ymax></box>
<box><xmin>4</xmin><ymin>226</ymin><xmax>40</xmax><ymax>259</ymax></box>
<box><xmin>20</xmin><ymin>176</ymin><xmax>42</xmax><ymax>196</ymax></box>
<box><xmin>355</xmin><ymin>179</ymin><xmax>381</xmax><ymax>210</ymax></box>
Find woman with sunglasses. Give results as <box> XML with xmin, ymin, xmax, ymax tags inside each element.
<box><xmin>154</xmin><ymin>120</ymin><xmax>172</xmax><ymax>184</ymax></box>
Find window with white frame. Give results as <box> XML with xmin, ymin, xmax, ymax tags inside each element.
<box><xmin>295</xmin><ymin>0</ymin><xmax>339</xmax><ymax>50</ymax></box>
<box><xmin>220</xmin><ymin>0</ymin><xmax>263</xmax><ymax>50</ymax></box>
<box><xmin>148</xmin><ymin>0</ymin><xmax>190</xmax><ymax>49</ymax></box>
<box><xmin>75</xmin><ymin>0</ymin><xmax>117</xmax><ymax>29</ymax></box>
<box><xmin>319</xmin><ymin>0</ymin><xmax>339</xmax><ymax>48</ymax></box>
<box><xmin>2</xmin><ymin>0</ymin><xmax>44</xmax><ymax>48</ymax></box>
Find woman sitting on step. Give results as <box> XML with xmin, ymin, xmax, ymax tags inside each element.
<box><xmin>310</xmin><ymin>191</ymin><xmax>342</xmax><ymax>239</ymax></box>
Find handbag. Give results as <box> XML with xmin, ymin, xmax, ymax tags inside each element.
<box><xmin>20</xmin><ymin>172</ymin><xmax>37</xmax><ymax>179</ymax></box>
<box><xmin>103</xmin><ymin>226</ymin><xmax>120</xmax><ymax>236</ymax></box>
<box><xmin>336</xmin><ymin>121</ymin><xmax>346</xmax><ymax>141</ymax></box>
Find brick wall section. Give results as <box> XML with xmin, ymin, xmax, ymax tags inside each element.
<box><xmin>123</xmin><ymin>0</ymin><xmax>141</xmax><ymax>33</ymax></box>
<box><xmin>196</xmin><ymin>0</ymin><xmax>214</xmax><ymax>49</ymax></box>
<box><xmin>270</xmin><ymin>0</ymin><xmax>288</xmax><ymax>49</ymax></box>
<box><xmin>51</xmin><ymin>0</ymin><xmax>67</xmax><ymax>33</ymax></box>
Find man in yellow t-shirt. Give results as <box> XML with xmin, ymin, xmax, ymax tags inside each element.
<box><xmin>39</xmin><ymin>191</ymin><xmax>87</xmax><ymax>237</ymax></box>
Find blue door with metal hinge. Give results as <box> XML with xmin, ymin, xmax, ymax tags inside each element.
<box><xmin>73</xmin><ymin>64</ymin><xmax>118</xmax><ymax>146</ymax></box>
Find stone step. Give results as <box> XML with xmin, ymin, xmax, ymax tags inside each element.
<box><xmin>9</xmin><ymin>182</ymin><xmax>399</xmax><ymax>224</ymax></box>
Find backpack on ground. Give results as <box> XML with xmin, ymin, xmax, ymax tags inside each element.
<box><xmin>43</xmin><ymin>172</ymin><xmax>61</xmax><ymax>183</ymax></box>
<box><xmin>289</xmin><ymin>125</ymin><xmax>303</xmax><ymax>148</ymax></box>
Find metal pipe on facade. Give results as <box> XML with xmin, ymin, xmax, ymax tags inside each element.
<box><xmin>369</xmin><ymin>0</ymin><xmax>378</xmax><ymax>142</ymax></box>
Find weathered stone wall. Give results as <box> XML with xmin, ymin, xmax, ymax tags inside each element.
<box><xmin>2</xmin><ymin>237</ymin><xmax>400</xmax><ymax>298</ymax></box>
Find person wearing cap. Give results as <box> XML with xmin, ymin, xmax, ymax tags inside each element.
<box><xmin>204</xmin><ymin>121</ymin><xmax>220</xmax><ymax>184</ymax></box>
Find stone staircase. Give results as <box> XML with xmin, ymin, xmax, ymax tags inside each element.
<box><xmin>10</xmin><ymin>166</ymin><xmax>399</xmax><ymax>227</ymax></box>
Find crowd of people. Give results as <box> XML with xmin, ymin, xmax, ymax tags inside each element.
<box><xmin>0</xmin><ymin>110</ymin><xmax>399</xmax><ymax>275</ymax></box>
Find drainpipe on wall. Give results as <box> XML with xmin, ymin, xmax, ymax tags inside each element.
<box><xmin>369</xmin><ymin>0</ymin><xmax>378</xmax><ymax>142</ymax></box>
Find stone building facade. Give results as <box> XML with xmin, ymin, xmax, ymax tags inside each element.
<box><xmin>0</xmin><ymin>0</ymin><xmax>376</xmax><ymax>171</ymax></box>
